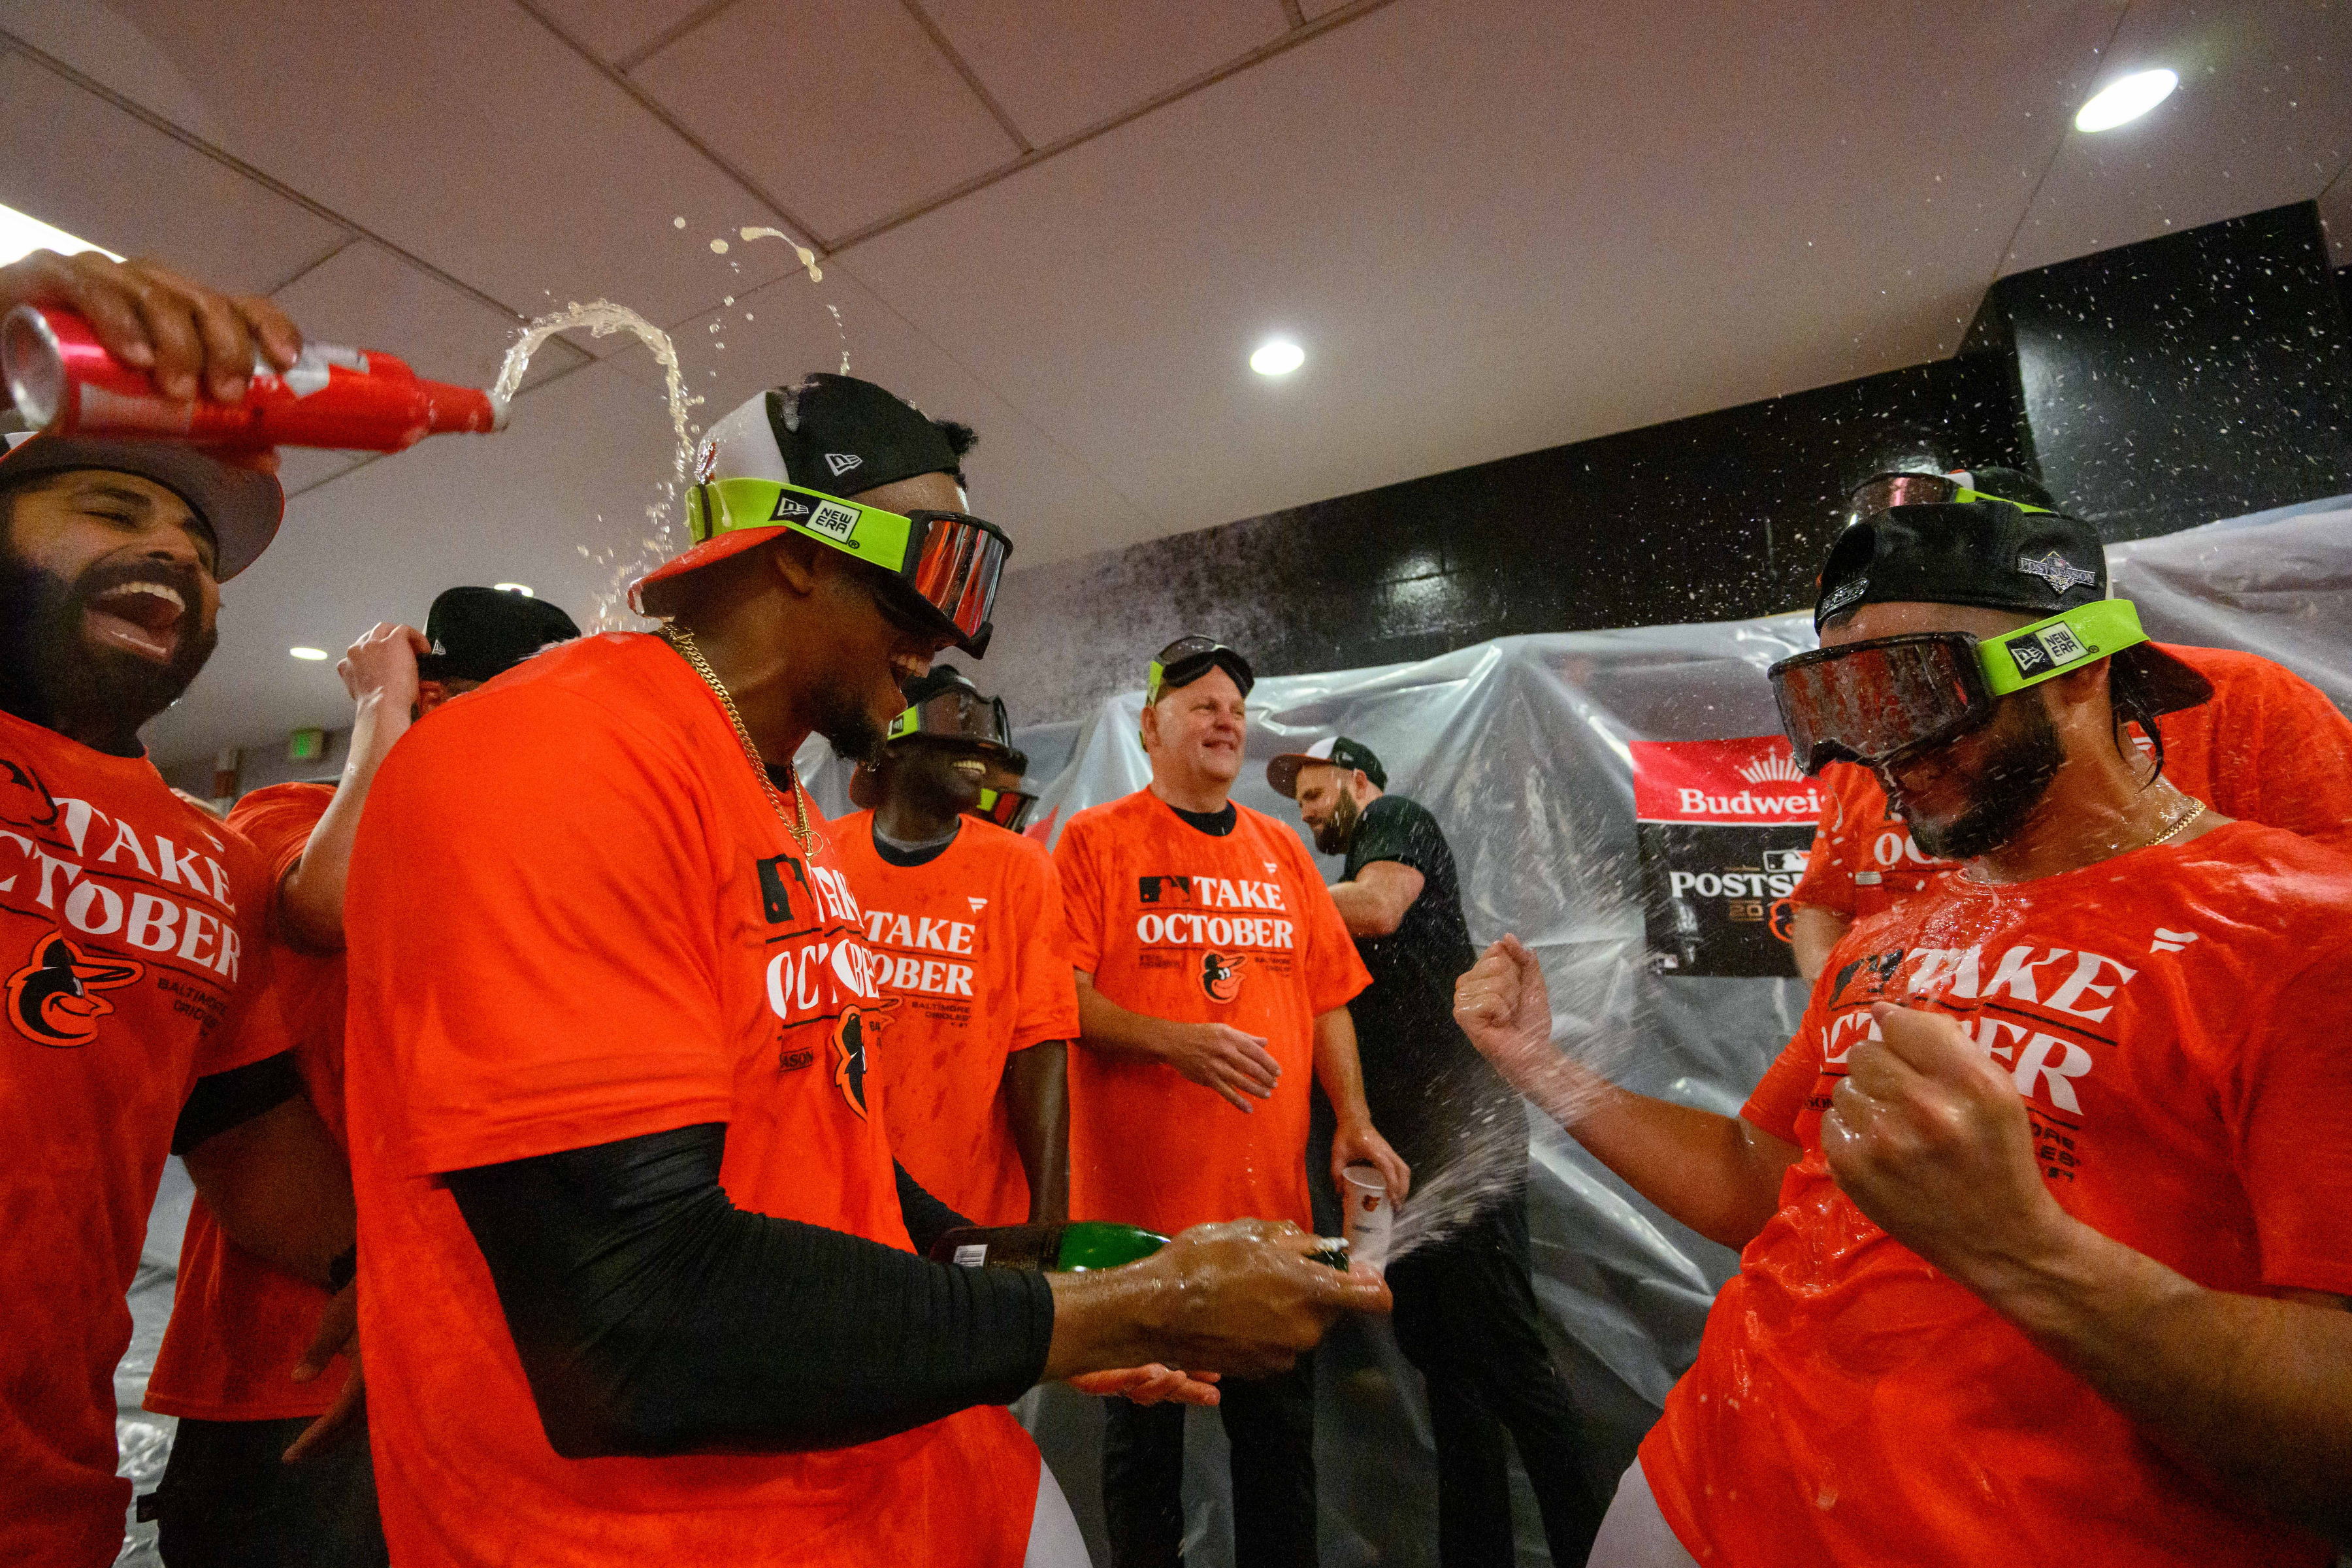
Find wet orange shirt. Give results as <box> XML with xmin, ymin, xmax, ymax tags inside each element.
<box><xmin>1792</xmin><ymin>644</ymin><xmax>2352</xmax><ymax>920</ymax></box>
<box><xmin>147</xmin><ymin>783</ymin><xmax>351</xmax><ymax>1421</ymax></box>
<box><xmin>1643</xmin><ymin>821</ymin><xmax>2352</xmax><ymax>1567</ymax></box>
<box><xmin>342</xmin><ymin>634</ymin><xmax>1036</xmax><ymax>1568</ymax></box>
<box><xmin>0</xmin><ymin>709</ymin><xmax>277</xmax><ymax>1568</ymax></box>
<box><xmin>833</xmin><ymin>812</ymin><xmax>1078</xmax><ymax>1225</ymax></box>
<box><xmin>1054</xmin><ymin>790</ymin><xmax>1368</xmax><ymax>1235</ymax></box>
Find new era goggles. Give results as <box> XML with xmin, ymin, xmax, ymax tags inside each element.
<box><xmin>1844</xmin><ymin>471</ymin><xmax>2054</xmax><ymax>527</ymax></box>
<box><xmin>689</xmin><ymin>476</ymin><xmax>1011</xmax><ymax>656</ymax></box>
<box><xmin>884</xmin><ymin>685</ymin><xmax>1015</xmax><ymax>755</ymax></box>
<box><xmin>1147</xmin><ymin>636</ymin><xmax>1256</xmax><ymax>702</ymax></box>
<box><xmin>1769</xmin><ymin>599</ymin><xmax>2149</xmax><ymax>774</ymax></box>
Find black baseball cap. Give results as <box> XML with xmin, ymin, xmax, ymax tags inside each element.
<box><xmin>1267</xmin><ymin>735</ymin><xmax>1386</xmax><ymax>798</ymax></box>
<box><xmin>1815</xmin><ymin>495</ymin><xmax>2210</xmax><ymax>714</ymax></box>
<box><xmin>416</xmin><ymin>587</ymin><xmax>581</xmax><ymax>683</ymax></box>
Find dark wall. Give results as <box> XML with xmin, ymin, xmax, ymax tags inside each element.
<box><xmin>982</xmin><ymin>202</ymin><xmax>2352</xmax><ymax>725</ymax></box>
<box><xmin>1978</xmin><ymin>203</ymin><xmax>2352</xmax><ymax>542</ymax></box>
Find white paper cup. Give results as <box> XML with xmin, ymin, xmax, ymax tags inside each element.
<box><xmin>1340</xmin><ymin>1164</ymin><xmax>1393</xmax><ymax>1275</ymax></box>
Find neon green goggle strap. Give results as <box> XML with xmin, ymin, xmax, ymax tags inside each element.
<box><xmin>689</xmin><ymin>477</ymin><xmax>916</xmax><ymax>575</ymax></box>
<box><xmin>1978</xmin><ymin>598</ymin><xmax>2147</xmax><ymax>695</ymax></box>
<box><xmin>1951</xmin><ymin>487</ymin><xmax>2051</xmax><ymax>514</ymax></box>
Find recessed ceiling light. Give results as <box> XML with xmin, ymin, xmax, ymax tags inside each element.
<box><xmin>2074</xmin><ymin>68</ymin><xmax>2178</xmax><ymax>133</ymax></box>
<box><xmin>1250</xmin><ymin>339</ymin><xmax>1305</xmax><ymax>377</ymax></box>
<box><xmin>289</xmin><ymin>646</ymin><xmax>329</xmax><ymax>661</ymax></box>
<box><xmin>0</xmin><ymin>201</ymin><xmax>119</xmax><ymax>269</ymax></box>
<box><xmin>494</xmin><ymin>582</ymin><xmax>534</xmax><ymax>597</ymax></box>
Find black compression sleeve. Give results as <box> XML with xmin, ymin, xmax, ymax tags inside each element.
<box><xmin>443</xmin><ymin>1122</ymin><xmax>1054</xmax><ymax>1460</ymax></box>
<box><xmin>894</xmin><ymin>1160</ymin><xmax>974</xmax><ymax>1256</ymax></box>
<box><xmin>171</xmin><ymin>1052</ymin><xmax>303</xmax><ymax>1154</ymax></box>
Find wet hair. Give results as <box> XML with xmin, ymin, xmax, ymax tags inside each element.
<box><xmin>2106</xmin><ymin>654</ymin><xmax>2170</xmax><ymax>787</ymax></box>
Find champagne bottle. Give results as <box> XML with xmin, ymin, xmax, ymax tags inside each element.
<box><xmin>929</xmin><ymin>1221</ymin><xmax>1350</xmax><ymax>1272</ymax></box>
<box><xmin>929</xmin><ymin>1221</ymin><xmax>1168</xmax><ymax>1273</ymax></box>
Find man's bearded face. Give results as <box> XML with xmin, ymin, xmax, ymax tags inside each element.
<box><xmin>1313</xmin><ymin>785</ymin><xmax>1360</xmax><ymax>855</ymax></box>
<box><xmin>1882</xmin><ymin>689</ymin><xmax>2066</xmax><ymax>860</ymax></box>
<box><xmin>0</xmin><ymin>473</ymin><xmax>221</xmax><ymax>736</ymax></box>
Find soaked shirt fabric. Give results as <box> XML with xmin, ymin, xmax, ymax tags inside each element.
<box><xmin>1643</xmin><ymin>820</ymin><xmax>2352</xmax><ymax>1567</ymax></box>
<box><xmin>1055</xmin><ymin>789</ymin><xmax>1368</xmax><ymax>1235</ymax></box>
<box><xmin>833</xmin><ymin>811</ymin><xmax>1079</xmax><ymax>1224</ymax></box>
<box><xmin>148</xmin><ymin>783</ymin><xmax>353</xmax><ymax>1423</ymax></box>
<box><xmin>342</xmin><ymin>634</ymin><xmax>1038</xmax><ymax>1568</ymax></box>
<box><xmin>0</xmin><ymin>708</ymin><xmax>278</xmax><ymax>1568</ymax></box>
<box><xmin>1791</xmin><ymin>643</ymin><xmax>2352</xmax><ymax>921</ymax></box>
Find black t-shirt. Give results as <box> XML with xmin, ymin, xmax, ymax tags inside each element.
<box><xmin>1340</xmin><ymin>794</ymin><xmax>1517</xmax><ymax>1171</ymax></box>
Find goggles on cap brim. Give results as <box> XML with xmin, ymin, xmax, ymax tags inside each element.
<box><xmin>1147</xmin><ymin>636</ymin><xmax>1255</xmax><ymax>703</ymax></box>
<box><xmin>885</xmin><ymin>686</ymin><xmax>1015</xmax><ymax>754</ymax></box>
<box><xmin>688</xmin><ymin>477</ymin><xmax>1010</xmax><ymax>656</ymax></box>
<box><xmin>1844</xmin><ymin>472</ymin><xmax>2053</xmax><ymax>529</ymax></box>
<box><xmin>1769</xmin><ymin>599</ymin><xmax>2148</xmax><ymax>774</ymax></box>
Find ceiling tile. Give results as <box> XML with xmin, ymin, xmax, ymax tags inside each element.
<box><xmin>527</xmin><ymin>0</ymin><xmax>715</xmax><ymax>65</ymax></box>
<box><xmin>1297</xmin><ymin>0</ymin><xmax>1350</xmax><ymax>20</ymax></box>
<box><xmin>274</xmin><ymin>449</ymin><xmax>372</xmax><ymax>495</ymax></box>
<box><xmin>629</xmin><ymin>0</ymin><xmax>1021</xmax><ymax>239</ymax></box>
<box><xmin>2320</xmin><ymin>163</ymin><xmax>2352</xmax><ymax>264</ymax></box>
<box><xmin>917</xmin><ymin>0</ymin><xmax>1290</xmax><ymax>147</ymax></box>
<box><xmin>838</xmin><ymin>0</ymin><xmax>2116</xmax><ymax>547</ymax></box>
<box><xmin>270</xmin><ymin>238</ymin><xmax>588</xmax><ymax>393</ymax></box>
<box><xmin>0</xmin><ymin>51</ymin><xmax>347</xmax><ymax>293</ymax></box>
<box><xmin>2007</xmin><ymin>0</ymin><xmax>2352</xmax><ymax>272</ymax></box>
<box><xmin>20</xmin><ymin>0</ymin><xmax>808</xmax><ymax>338</ymax></box>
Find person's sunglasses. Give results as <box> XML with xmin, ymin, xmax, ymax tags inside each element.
<box><xmin>1843</xmin><ymin>471</ymin><xmax>2054</xmax><ymax>531</ymax></box>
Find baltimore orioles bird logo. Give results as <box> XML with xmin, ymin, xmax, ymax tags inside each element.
<box><xmin>8</xmin><ymin>930</ymin><xmax>144</xmax><ymax>1048</ymax></box>
<box><xmin>0</xmin><ymin>755</ymin><xmax>61</xmax><ymax>829</ymax></box>
<box><xmin>831</xmin><ymin>998</ymin><xmax>900</xmax><ymax>1119</ymax></box>
<box><xmin>1828</xmin><ymin>946</ymin><xmax>1908</xmax><ymax>1011</ymax></box>
<box><xmin>1200</xmin><ymin>951</ymin><xmax>1248</xmax><ymax>1004</ymax></box>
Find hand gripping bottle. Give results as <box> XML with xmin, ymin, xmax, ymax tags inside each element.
<box><xmin>2</xmin><ymin>304</ymin><xmax>507</xmax><ymax>451</ymax></box>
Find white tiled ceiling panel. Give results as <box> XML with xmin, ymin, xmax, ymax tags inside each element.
<box><xmin>628</xmin><ymin>0</ymin><xmax>1022</xmax><ymax>240</ymax></box>
<box><xmin>918</xmin><ymin>0</ymin><xmax>1291</xmax><ymax>148</ymax></box>
<box><xmin>525</xmin><ymin>0</ymin><xmax>719</xmax><ymax>67</ymax></box>
<box><xmin>269</xmin><ymin>238</ymin><xmax>590</xmax><ymax>392</ymax></box>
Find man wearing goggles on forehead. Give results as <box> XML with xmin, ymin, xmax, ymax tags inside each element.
<box><xmin>339</xmin><ymin>376</ymin><xmax>1386</xmax><ymax>1568</ymax></box>
<box><xmin>1460</xmin><ymin>491</ymin><xmax>2352</xmax><ymax>1566</ymax></box>
<box><xmin>1781</xmin><ymin>467</ymin><xmax>2352</xmax><ymax>983</ymax></box>
<box><xmin>837</xmin><ymin>666</ymin><xmax>1076</xmax><ymax>1231</ymax></box>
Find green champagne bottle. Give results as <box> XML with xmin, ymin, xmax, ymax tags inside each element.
<box><xmin>928</xmin><ymin>1220</ymin><xmax>1169</xmax><ymax>1273</ymax></box>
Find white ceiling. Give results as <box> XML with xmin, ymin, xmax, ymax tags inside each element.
<box><xmin>0</xmin><ymin>0</ymin><xmax>2345</xmax><ymax>767</ymax></box>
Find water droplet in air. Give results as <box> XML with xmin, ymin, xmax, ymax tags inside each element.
<box><xmin>672</xmin><ymin>216</ymin><xmax>686</xmax><ymax>229</ymax></box>
<box><xmin>710</xmin><ymin>238</ymin><xmax>729</xmax><ymax>253</ymax></box>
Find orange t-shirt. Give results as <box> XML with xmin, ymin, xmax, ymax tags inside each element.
<box><xmin>1054</xmin><ymin>790</ymin><xmax>1369</xmax><ymax>1235</ymax></box>
<box><xmin>340</xmin><ymin>633</ymin><xmax>1037</xmax><ymax>1568</ymax></box>
<box><xmin>833</xmin><ymin>812</ymin><xmax>1079</xmax><ymax>1225</ymax></box>
<box><xmin>1642</xmin><ymin>821</ymin><xmax>2352</xmax><ymax>1567</ymax></box>
<box><xmin>0</xmin><ymin>708</ymin><xmax>278</xmax><ymax>1568</ymax></box>
<box><xmin>1792</xmin><ymin>643</ymin><xmax>2352</xmax><ymax>920</ymax></box>
<box><xmin>147</xmin><ymin>782</ymin><xmax>351</xmax><ymax>1421</ymax></box>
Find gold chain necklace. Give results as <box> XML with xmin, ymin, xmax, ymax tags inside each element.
<box><xmin>2138</xmin><ymin>794</ymin><xmax>2205</xmax><ymax>853</ymax></box>
<box><xmin>659</xmin><ymin>623</ymin><xmax>817</xmax><ymax>855</ymax></box>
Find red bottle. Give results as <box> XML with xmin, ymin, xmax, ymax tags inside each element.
<box><xmin>1</xmin><ymin>304</ymin><xmax>507</xmax><ymax>451</ymax></box>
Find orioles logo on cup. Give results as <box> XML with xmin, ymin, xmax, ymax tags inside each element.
<box><xmin>8</xmin><ymin>930</ymin><xmax>143</xmax><ymax>1048</ymax></box>
<box><xmin>1200</xmin><ymin>951</ymin><xmax>1248</xmax><ymax>1004</ymax></box>
<box><xmin>830</xmin><ymin>998</ymin><xmax>898</xmax><ymax>1119</ymax></box>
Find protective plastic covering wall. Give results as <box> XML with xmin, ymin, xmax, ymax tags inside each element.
<box><xmin>114</xmin><ymin>503</ymin><xmax>2347</xmax><ymax>1567</ymax></box>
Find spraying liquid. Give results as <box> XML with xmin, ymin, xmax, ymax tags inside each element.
<box><xmin>738</xmin><ymin>226</ymin><xmax>823</xmax><ymax>284</ymax></box>
<box><xmin>493</xmin><ymin>301</ymin><xmax>707</xmax><ymax>630</ymax></box>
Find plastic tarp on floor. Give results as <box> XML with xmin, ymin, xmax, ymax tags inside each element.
<box><xmin>116</xmin><ymin>500</ymin><xmax>2348</xmax><ymax>1566</ymax></box>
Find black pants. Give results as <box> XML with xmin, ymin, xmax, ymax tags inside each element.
<box><xmin>143</xmin><ymin>1414</ymin><xmax>390</xmax><ymax>1568</ymax></box>
<box><xmin>1387</xmin><ymin>1196</ymin><xmax>1605</xmax><ymax>1568</ymax></box>
<box><xmin>1102</xmin><ymin>1358</ymin><xmax>1316</xmax><ymax>1568</ymax></box>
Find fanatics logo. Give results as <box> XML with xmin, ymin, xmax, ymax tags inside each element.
<box><xmin>824</xmin><ymin>451</ymin><xmax>864</xmax><ymax>477</ymax></box>
<box><xmin>1264</xmin><ymin>862</ymin><xmax>1279</xmax><ymax>876</ymax></box>
<box><xmin>968</xmin><ymin>896</ymin><xmax>988</xmax><ymax>913</ymax></box>
<box><xmin>2017</xmin><ymin>551</ymin><xmax>2097</xmax><ymax>595</ymax></box>
<box><xmin>2149</xmin><ymin>926</ymin><xmax>2200</xmax><ymax>955</ymax></box>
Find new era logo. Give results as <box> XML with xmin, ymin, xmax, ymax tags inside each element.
<box><xmin>768</xmin><ymin>491</ymin><xmax>812</xmax><ymax>520</ymax></box>
<box><xmin>825</xmin><ymin>452</ymin><xmax>864</xmax><ymax>477</ymax></box>
<box><xmin>805</xmin><ymin>499</ymin><xmax>861</xmax><ymax>544</ymax></box>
